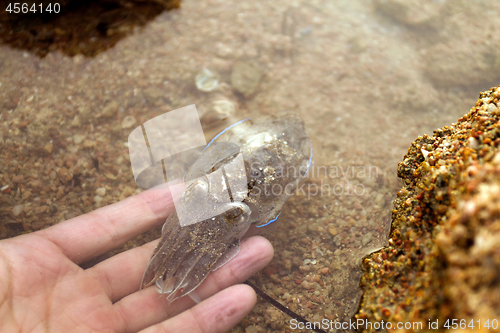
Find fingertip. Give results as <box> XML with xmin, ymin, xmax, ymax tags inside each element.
<box><xmin>147</xmin><ymin>285</ymin><xmax>258</xmax><ymax>333</ymax></box>
<box><xmin>196</xmin><ymin>284</ymin><xmax>257</xmax><ymax>331</ymax></box>
<box><xmin>241</xmin><ymin>236</ymin><xmax>274</xmax><ymax>269</ymax></box>
<box><xmin>257</xmin><ymin>235</ymin><xmax>274</xmax><ymax>261</ymax></box>
<box><xmin>237</xmin><ymin>283</ymin><xmax>258</xmax><ymax>308</ymax></box>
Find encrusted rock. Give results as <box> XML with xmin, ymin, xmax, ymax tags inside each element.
<box><xmin>357</xmin><ymin>85</ymin><xmax>500</xmax><ymax>331</ymax></box>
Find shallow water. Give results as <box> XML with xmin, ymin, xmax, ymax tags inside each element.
<box><xmin>1</xmin><ymin>0</ymin><xmax>499</xmax><ymax>332</ymax></box>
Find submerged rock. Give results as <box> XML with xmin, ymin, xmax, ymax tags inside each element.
<box><xmin>357</xmin><ymin>86</ymin><xmax>500</xmax><ymax>331</ymax></box>
<box><xmin>374</xmin><ymin>0</ymin><xmax>500</xmax><ymax>87</ymax></box>
<box><xmin>374</xmin><ymin>0</ymin><xmax>445</xmax><ymax>27</ymax></box>
<box><xmin>230</xmin><ymin>61</ymin><xmax>263</xmax><ymax>97</ymax></box>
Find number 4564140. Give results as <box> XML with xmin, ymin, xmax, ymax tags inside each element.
<box><xmin>444</xmin><ymin>319</ymin><xmax>498</xmax><ymax>330</ymax></box>
<box><xmin>5</xmin><ymin>3</ymin><xmax>61</xmax><ymax>14</ymax></box>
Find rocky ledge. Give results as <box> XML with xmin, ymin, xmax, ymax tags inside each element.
<box><xmin>357</xmin><ymin>86</ymin><xmax>500</xmax><ymax>332</ymax></box>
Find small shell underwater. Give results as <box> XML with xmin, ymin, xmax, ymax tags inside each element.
<box><xmin>140</xmin><ymin>112</ymin><xmax>312</xmax><ymax>302</ymax></box>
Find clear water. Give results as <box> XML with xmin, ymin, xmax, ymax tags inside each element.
<box><xmin>1</xmin><ymin>0</ymin><xmax>499</xmax><ymax>331</ymax></box>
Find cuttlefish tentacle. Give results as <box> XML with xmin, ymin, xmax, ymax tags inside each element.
<box><xmin>140</xmin><ymin>112</ymin><xmax>312</xmax><ymax>303</ymax></box>
<box><xmin>141</xmin><ymin>216</ymin><xmax>192</xmax><ymax>290</ymax></box>
<box><xmin>141</xmin><ymin>201</ymin><xmax>252</xmax><ymax>302</ymax></box>
<box><xmin>164</xmin><ymin>251</ymin><xmax>205</xmax><ymax>301</ymax></box>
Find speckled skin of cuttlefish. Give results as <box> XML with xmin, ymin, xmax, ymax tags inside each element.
<box><xmin>140</xmin><ymin>112</ymin><xmax>313</xmax><ymax>303</ymax></box>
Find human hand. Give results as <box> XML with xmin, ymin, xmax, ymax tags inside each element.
<box><xmin>0</xmin><ymin>187</ymin><xmax>273</xmax><ymax>332</ymax></box>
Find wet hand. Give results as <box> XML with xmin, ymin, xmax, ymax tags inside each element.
<box><xmin>0</xmin><ymin>188</ymin><xmax>273</xmax><ymax>332</ymax></box>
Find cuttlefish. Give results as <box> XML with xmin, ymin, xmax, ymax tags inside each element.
<box><xmin>140</xmin><ymin>112</ymin><xmax>312</xmax><ymax>302</ymax></box>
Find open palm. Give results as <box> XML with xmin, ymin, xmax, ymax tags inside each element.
<box><xmin>0</xmin><ymin>187</ymin><xmax>273</xmax><ymax>332</ymax></box>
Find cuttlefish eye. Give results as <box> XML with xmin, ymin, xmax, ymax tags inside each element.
<box><xmin>224</xmin><ymin>202</ymin><xmax>251</xmax><ymax>226</ymax></box>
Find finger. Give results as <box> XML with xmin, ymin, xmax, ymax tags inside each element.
<box><xmin>138</xmin><ymin>284</ymin><xmax>256</xmax><ymax>333</ymax></box>
<box><xmin>37</xmin><ymin>185</ymin><xmax>176</xmax><ymax>264</ymax></box>
<box><xmin>87</xmin><ymin>239</ymin><xmax>158</xmax><ymax>302</ymax></box>
<box><xmin>113</xmin><ymin>236</ymin><xmax>273</xmax><ymax>333</ymax></box>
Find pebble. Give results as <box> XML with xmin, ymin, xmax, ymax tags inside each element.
<box><xmin>57</xmin><ymin>167</ymin><xmax>73</xmax><ymax>182</ymax></box>
<box><xmin>99</xmin><ymin>101</ymin><xmax>119</xmax><ymax>118</ymax></box>
<box><xmin>263</xmin><ymin>266</ymin><xmax>277</xmax><ymax>276</ymax></box>
<box><xmin>22</xmin><ymin>190</ymin><xmax>31</xmax><ymax>200</ymax></box>
<box><xmin>12</xmin><ymin>204</ymin><xmax>23</xmax><ymax>216</ymax></box>
<box><xmin>245</xmin><ymin>326</ymin><xmax>260</xmax><ymax>333</ymax></box>
<box><xmin>12</xmin><ymin>175</ymin><xmax>24</xmax><ymax>184</ymax></box>
<box><xmin>105</xmin><ymin>173</ymin><xmax>117</xmax><ymax>180</ymax></box>
<box><xmin>468</xmin><ymin>137</ymin><xmax>479</xmax><ymax>150</ymax></box>
<box><xmin>437</xmin><ymin>204</ymin><xmax>448</xmax><ymax>214</ymax></box>
<box><xmin>73</xmin><ymin>134</ymin><xmax>86</xmax><ymax>144</ymax></box>
<box><xmin>43</xmin><ymin>142</ymin><xmax>53</xmax><ymax>154</ymax></box>
<box><xmin>83</xmin><ymin>140</ymin><xmax>96</xmax><ymax>148</ymax></box>
<box><xmin>283</xmin><ymin>259</ymin><xmax>292</xmax><ymax>270</ymax></box>
<box><xmin>299</xmin><ymin>265</ymin><xmax>311</xmax><ymax>273</ymax></box>
<box><xmin>328</xmin><ymin>226</ymin><xmax>338</xmax><ymax>236</ymax></box>
<box><xmin>36</xmin><ymin>206</ymin><xmax>47</xmax><ymax>214</ymax></box>
<box><xmin>301</xmin><ymin>280</ymin><xmax>311</xmax><ymax>289</ymax></box>
<box><xmin>121</xmin><ymin>115</ymin><xmax>137</xmax><ymax>129</ymax></box>
<box><xmin>95</xmin><ymin>187</ymin><xmax>106</xmax><ymax>197</ymax></box>
<box><xmin>488</xmin><ymin>103</ymin><xmax>497</xmax><ymax>113</ymax></box>
<box><xmin>70</xmin><ymin>115</ymin><xmax>81</xmax><ymax>127</ymax></box>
